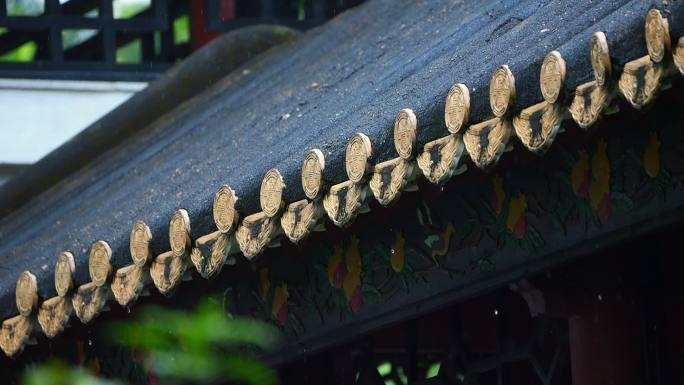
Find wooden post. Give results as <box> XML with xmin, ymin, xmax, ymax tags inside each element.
<box><xmin>568</xmin><ymin>297</ymin><xmax>643</xmax><ymax>385</ymax></box>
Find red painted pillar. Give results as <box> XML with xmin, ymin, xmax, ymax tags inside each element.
<box><xmin>568</xmin><ymin>298</ymin><xmax>643</xmax><ymax>385</ymax></box>
<box><xmin>190</xmin><ymin>0</ymin><xmax>234</xmax><ymax>50</ymax></box>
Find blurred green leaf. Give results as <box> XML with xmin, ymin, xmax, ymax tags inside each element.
<box><xmin>109</xmin><ymin>302</ymin><xmax>279</xmax><ymax>351</ymax></box>
<box><xmin>23</xmin><ymin>360</ymin><xmax>120</xmax><ymax>385</ymax></box>
<box><xmin>106</xmin><ymin>300</ymin><xmax>280</xmax><ymax>385</ymax></box>
<box><xmin>148</xmin><ymin>350</ymin><xmax>276</xmax><ymax>385</ymax></box>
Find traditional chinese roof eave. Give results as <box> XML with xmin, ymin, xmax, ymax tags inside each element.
<box><xmin>1</xmin><ymin>0</ymin><xmax>683</xmax><ymax>357</ymax></box>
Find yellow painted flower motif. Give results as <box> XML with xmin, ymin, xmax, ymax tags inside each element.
<box><xmin>589</xmin><ymin>140</ymin><xmax>611</xmax><ymax>222</ymax></box>
<box><xmin>343</xmin><ymin>237</ymin><xmax>363</xmax><ymax>313</ymax></box>
<box><xmin>571</xmin><ymin>150</ymin><xmax>590</xmax><ymax>198</ymax></box>
<box><xmin>343</xmin><ymin>237</ymin><xmax>362</xmax><ymax>301</ymax></box>
<box><xmin>506</xmin><ymin>194</ymin><xmax>527</xmax><ymax>239</ymax></box>
<box><xmin>644</xmin><ymin>132</ymin><xmax>661</xmax><ymax>178</ymax></box>
<box><xmin>390</xmin><ymin>231</ymin><xmax>406</xmax><ymax>273</ymax></box>
<box><xmin>271</xmin><ymin>283</ymin><xmax>289</xmax><ymax>325</ymax></box>
<box><xmin>591</xmin><ymin>140</ymin><xmax>610</xmax><ymax>190</ymax></box>
<box><xmin>491</xmin><ymin>175</ymin><xmax>506</xmax><ymax>214</ymax></box>
<box><xmin>431</xmin><ymin>222</ymin><xmax>455</xmax><ymax>264</ymax></box>
<box><xmin>259</xmin><ymin>268</ymin><xmax>270</xmax><ymax>302</ymax></box>
<box><xmin>589</xmin><ymin>141</ymin><xmax>610</xmax><ymax>205</ymax></box>
<box><xmin>327</xmin><ymin>246</ymin><xmax>345</xmax><ymax>288</ymax></box>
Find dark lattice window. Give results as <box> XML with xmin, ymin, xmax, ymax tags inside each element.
<box><xmin>0</xmin><ymin>0</ymin><xmax>364</xmax><ymax>81</ymax></box>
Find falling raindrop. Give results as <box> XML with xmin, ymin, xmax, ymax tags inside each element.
<box><xmin>493</xmin><ymin>309</ymin><xmax>499</xmax><ymax>316</ymax></box>
<box><xmin>597</xmin><ymin>294</ymin><xmax>603</xmax><ymax>301</ymax></box>
<box><xmin>391</xmin><ymin>249</ymin><xmax>395</xmax><ymax>254</ymax></box>
<box><xmin>88</xmin><ymin>339</ymin><xmax>92</xmax><ymax>346</ymax></box>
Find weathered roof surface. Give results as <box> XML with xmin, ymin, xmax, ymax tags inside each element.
<box><xmin>0</xmin><ymin>0</ymin><xmax>682</xmax><ymax>323</ymax></box>
<box><xmin>0</xmin><ymin>25</ymin><xmax>299</xmax><ymax>219</ymax></box>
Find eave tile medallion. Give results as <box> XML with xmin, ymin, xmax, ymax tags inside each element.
<box><xmin>619</xmin><ymin>9</ymin><xmax>672</xmax><ymax>109</ymax></box>
<box><xmin>282</xmin><ymin>149</ymin><xmax>327</xmax><ymax>243</ymax></box>
<box><xmin>513</xmin><ymin>51</ymin><xmax>567</xmax><ymax>153</ymax></box>
<box><xmin>463</xmin><ymin>65</ymin><xmax>515</xmax><ymax>169</ymax></box>
<box><xmin>674</xmin><ymin>36</ymin><xmax>684</xmax><ymax>75</ymax></box>
<box><xmin>569</xmin><ymin>31</ymin><xmax>614</xmax><ymax>128</ymax></box>
<box><xmin>191</xmin><ymin>185</ymin><xmax>240</xmax><ymax>278</ymax></box>
<box><xmin>37</xmin><ymin>252</ymin><xmax>75</xmax><ymax>337</ymax></box>
<box><xmin>417</xmin><ymin>83</ymin><xmax>467</xmax><ymax>184</ymax></box>
<box><xmin>236</xmin><ymin>169</ymin><xmax>286</xmax><ymax>259</ymax></box>
<box><xmin>72</xmin><ymin>240</ymin><xmax>113</xmax><ymax>323</ymax></box>
<box><xmin>323</xmin><ymin>133</ymin><xmax>373</xmax><ymax>227</ymax></box>
<box><xmin>370</xmin><ymin>109</ymin><xmax>420</xmax><ymax>206</ymax></box>
<box><xmin>0</xmin><ymin>271</ymin><xmax>38</xmax><ymax>357</ymax></box>
<box><xmin>150</xmin><ymin>209</ymin><xmax>192</xmax><ymax>295</ymax></box>
<box><xmin>111</xmin><ymin>221</ymin><xmax>154</xmax><ymax>307</ymax></box>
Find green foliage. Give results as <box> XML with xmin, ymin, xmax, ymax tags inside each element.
<box><xmin>2</xmin><ymin>0</ymin><xmax>189</xmax><ymax>63</ymax></box>
<box><xmin>425</xmin><ymin>362</ymin><xmax>440</xmax><ymax>379</ymax></box>
<box><xmin>372</xmin><ymin>361</ymin><xmax>411</xmax><ymax>385</ymax></box>
<box><xmin>113</xmin><ymin>0</ymin><xmax>150</xmax><ymax>19</ymax></box>
<box><xmin>23</xmin><ymin>360</ymin><xmax>120</xmax><ymax>385</ymax></box>
<box><xmin>6</xmin><ymin>0</ymin><xmax>44</xmax><ymax>16</ymax></box>
<box><xmin>377</xmin><ymin>362</ymin><xmax>391</xmax><ymax>376</ymax></box>
<box><xmin>107</xmin><ymin>300</ymin><xmax>280</xmax><ymax>385</ymax></box>
<box><xmin>0</xmin><ymin>41</ymin><xmax>37</xmax><ymax>62</ymax></box>
<box><xmin>116</xmin><ymin>40</ymin><xmax>142</xmax><ymax>64</ymax></box>
<box><xmin>297</xmin><ymin>0</ymin><xmax>307</xmax><ymax>20</ymax></box>
<box><xmin>24</xmin><ymin>300</ymin><xmax>280</xmax><ymax>385</ymax></box>
<box><xmin>174</xmin><ymin>15</ymin><xmax>190</xmax><ymax>45</ymax></box>
<box><xmin>62</xmin><ymin>30</ymin><xmax>98</xmax><ymax>50</ymax></box>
